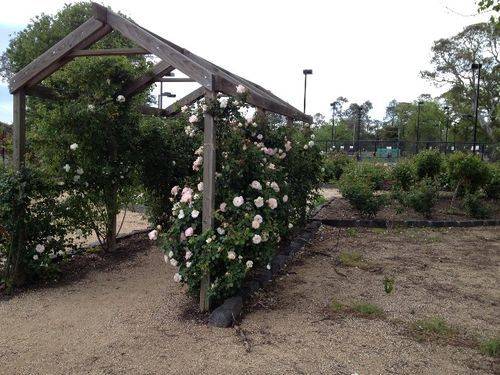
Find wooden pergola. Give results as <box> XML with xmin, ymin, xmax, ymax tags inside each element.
<box><xmin>9</xmin><ymin>3</ymin><xmax>311</xmax><ymax>310</ymax></box>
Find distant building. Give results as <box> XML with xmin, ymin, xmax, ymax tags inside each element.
<box><xmin>0</xmin><ymin>121</ymin><xmax>12</xmax><ymax>136</ymax></box>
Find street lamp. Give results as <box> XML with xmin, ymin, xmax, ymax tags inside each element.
<box><xmin>158</xmin><ymin>92</ymin><xmax>176</xmax><ymax>109</ymax></box>
<box><xmin>330</xmin><ymin>101</ymin><xmax>339</xmax><ymax>145</ymax></box>
<box><xmin>416</xmin><ymin>100</ymin><xmax>424</xmax><ymax>153</ymax></box>
<box><xmin>471</xmin><ymin>62</ymin><xmax>482</xmax><ymax>154</ymax></box>
<box><xmin>303</xmin><ymin>69</ymin><xmax>313</xmax><ymax>113</ymax></box>
<box><xmin>443</xmin><ymin>106</ymin><xmax>450</xmax><ymax>153</ymax></box>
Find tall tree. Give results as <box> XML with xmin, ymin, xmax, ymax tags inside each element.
<box><xmin>420</xmin><ymin>22</ymin><xmax>499</xmax><ymax>142</ymax></box>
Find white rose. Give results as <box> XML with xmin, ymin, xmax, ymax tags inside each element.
<box><xmin>254</xmin><ymin>214</ymin><xmax>263</xmax><ymax>224</ymax></box>
<box><xmin>267</xmin><ymin>198</ymin><xmax>278</xmax><ymax>210</ymax></box>
<box><xmin>197</xmin><ymin>182</ymin><xmax>204</xmax><ymax>191</ymax></box>
<box><xmin>173</xmin><ymin>273</ymin><xmax>182</xmax><ymax>282</ymax></box>
<box><xmin>171</xmin><ymin>185</ymin><xmax>180</xmax><ymax>195</ymax></box>
<box><xmin>116</xmin><ymin>95</ymin><xmax>126</xmax><ymax>103</ymax></box>
<box><xmin>270</xmin><ymin>182</ymin><xmax>280</xmax><ymax>192</ymax></box>
<box><xmin>227</xmin><ymin>251</ymin><xmax>236</xmax><ymax>260</ymax></box>
<box><xmin>63</xmin><ymin>164</ymin><xmax>71</xmax><ymax>173</ymax></box>
<box><xmin>219</xmin><ymin>202</ymin><xmax>227</xmax><ymax>212</ymax></box>
<box><xmin>246</xmin><ymin>260</ymin><xmax>253</xmax><ymax>269</ymax></box>
<box><xmin>186</xmin><ymin>261</ymin><xmax>192</xmax><ymax>268</ymax></box>
<box><xmin>252</xmin><ymin>234</ymin><xmax>262</xmax><ymax>244</ymax></box>
<box><xmin>308</xmin><ymin>140</ymin><xmax>315</xmax><ymax>147</ymax></box>
<box><xmin>70</xmin><ymin>143</ymin><xmax>78</xmax><ymax>151</ymax></box>
<box><xmin>181</xmin><ymin>105</ymin><xmax>188</xmax><ymax>113</ymax></box>
<box><xmin>251</xmin><ymin>220</ymin><xmax>260</xmax><ymax>229</ymax></box>
<box><xmin>232</xmin><ymin>196</ymin><xmax>244</xmax><ymax>207</ymax></box>
<box><xmin>148</xmin><ymin>230</ymin><xmax>158</xmax><ymax>241</ymax></box>
<box><xmin>76</xmin><ymin>167</ymin><xmax>84</xmax><ymax>175</ymax></box>
<box><xmin>170</xmin><ymin>258</ymin><xmax>178</xmax><ymax>267</ymax></box>
<box><xmin>251</xmin><ymin>180</ymin><xmax>262</xmax><ymax>190</ymax></box>
<box><xmin>236</xmin><ymin>84</ymin><xmax>247</xmax><ymax>94</ymax></box>
<box><xmin>282</xmin><ymin>195</ymin><xmax>289</xmax><ymax>203</ymax></box>
<box><xmin>254</xmin><ymin>197</ymin><xmax>264</xmax><ymax>208</ymax></box>
<box><xmin>191</xmin><ymin>210</ymin><xmax>200</xmax><ymax>218</ymax></box>
<box><xmin>285</xmin><ymin>141</ymin><xmax>292</xmax><ymax>151</ymax></box>
<box><xmin>217</xmin><ymin>227</ymin><xmax>225</xmax><ymax>235</ymax></box>
<box><xmin>288</xmin><ymin>223</ymin><xmax>293</xmax><ymax>229</ymax></box>
<box><xmin>185</xmin><ymin>251</ymin><xmax>192</xmax><ymax>260</ymax></box>
<box><xmin>33</xmin><ymin>254</ymin><xmax>39</xmax><ymax>260</ymax></box>
<box><xmin>87</xmin><ymin>104</ymin><xmax>95</xmax><ymax>111</ymax></box>
<box><xmin>178</xmin><ymin>210</ymin><xmax>185</xmax><ymax>219</ymax></box>
<box><xmin>266</xmin><ymin>264</ymin><xmax>271</xmax><ymax>270</ymax></box>
<box><xmin>35</xmin><ymin>244</ymin><xmax>45</xmax><ymax>254</ymax></box>
<box><xmin>218</xmin><ymin>97</ymin><xmax>229</xmax><ymax>108</ymax></box>
<box><xmin>168</xmin><ymin>251</ymin><xmax>174</xmax><ymax>258</ymax></box>
<box><xmin>164</xmin><ymin>254</ymin><xmax>169</xmax><ymax>264</ymax></box>
<box><xmin>188</xmin><ymin>114</ymin><xmax>199</xmax><ymax>123</ymax></box>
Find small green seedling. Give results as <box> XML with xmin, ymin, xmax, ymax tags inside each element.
<box><xmin>383</xmin><ymin>276</ymin><xmax>395</xmax><ymax>294</ymax></box>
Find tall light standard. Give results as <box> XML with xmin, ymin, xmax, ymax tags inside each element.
<box><xmin>443</xmin><ymin>105</ymin><xmax>450</xmax><ymax>154</ymax></box>
<box><xmin>416</xmin><ymin>100</ymin><xmax>424</xmax><ymax>153</ymax></box>
<box><xmin>330</xmin><ymin>101</ymin><xmax>339</xmax><ymax>146</ymax></box>
<box><xmin>471</xmin><ymin>62</ymin><xmax>482</xmax><ymax>154</ymax></box>
<box><xmin>302</xmin><ymin>69</ymin><xmax>313</xmax><ymax>113</ymax></box>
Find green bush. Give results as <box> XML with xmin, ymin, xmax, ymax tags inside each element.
<box><xmin>340</xmin><ymin>170</ymin><xmax>386</xmax><ymax>217</ymax></box>
<box><xmin>446</xmin><ymin>152</ymin><xmax>491</xmax><ymax>194</ymax></box>
<box><xmin>484</xmin><ymin>163</ymin><xmax>500</xmax><ymax>199</ymax></box>
<box><xmin>391</xmin><ymin>159</ymin><xmax>416</xmax><ymax>191</ymax></box>
<box><xmin>323</xmin><ymin>152</ymin><xmax>353</xmax><ymax>181</ymax></box>
<box><xmin>404</xmin><ymin>178</ymin><xmax>439</xmax><ymax>218</ymax></box>
<box><xmin>414</xmin><ymin>149</ymin><xmax>442</xmax><ymax>180</ymax></box>
<box><xmin>463</xmin><ymin>191</ymin><xmax>490</xmax><ymax>219</ymax></box>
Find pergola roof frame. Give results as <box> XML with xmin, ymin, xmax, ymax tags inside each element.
<box><xmin>9</xmin><ymin>2</ymin><xmax>311</xmax><ymax>123</ymax></box>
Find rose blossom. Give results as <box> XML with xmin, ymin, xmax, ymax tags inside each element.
<box><xmin>218</xmin><ymin>97</ymin><xmax>229</xmax><ymax>108</ymax></box>
<box><xmin>185</xmin><ymin>251</ymin><xmax>192</xmax><ymax>260</ymax></box>
<box><xmin>267</xmin><ymin>198</ymin><xmax>278</xmax><ymax>209</ymax></box>
<box><xmin>170</xmin><ymin>258</ymin><xmax>178</xmax><ymax>267</ymax></box>
<box><xmin>35</xmin><ymin>244</ymin><xmax>45</xmax><ymax>254</ymax></box>
<box><xmin>186</xmin><ymin>262</ymin><xmax>192</xmax><ymax>268</ymax></box>
<box><xmin>232</xmin><ymin>196</ymin><xmax>244</xmax><ymax>207</ymax></box>
<box><xmin>163</xmin><ymin>254</ymin><xmax>169</xmax><ymax>264</ymax></box>
<box><xmin>184</xmin><ymin>227</ymin><xmax>194</xmax><ymax>237</ymax></box>
<box><xmin>148</xmin><ymin>230</ymin><xmax>158</xmax><ymax>241</ymax></box>
<box><xmin>254</xmin><ymin>214</ymin><xmax>263</xmax><ymax>224</ymax></box>
<box><xmin>191</xmin><ymin>210</ymin><xmax>200</xmax><ymax>218</ymax></box>
<box><xmin>70</xmin><ymin>143</ymin><xmax>78</xmax><ymax>151</ymax></box>
<box><xmin>188</xmin><ymin>114</ymin><xmax>198</xmax><ymax>123</ymax></box>
<box><xmin>227</xmin><ymin>251</ymin><xmax>236</xmax><ymax>260</ymax></box>
<box><xmin>171</xmin><ymin>185</ymin><xmax>180</xmax><ymax>195</ymax></box>
<box><xmin>285</xmin><ymin>141</ymin><xmax>292</xmax><ymax>151</ymax></box>
<box><xmin>197</xmin><ymin>182</ymin><xmax>203</xmax><ymax>192</ymax></box>
<box><xmin>254</xmin><ymin>197</ymin><xmax>264</xmax><ymax>208</ymax></box>
<box><xmin>252</xmin><ymin>234</ymin><xmax>262</xmax><ymax>244</ymax></box>
<box><xmin>178</xmin><ymin>210</ymin><xmax>185</xmax><ymax>219</ymax></box>
<box><xmin>217</xmin><ymin>227</ymin><xmax>225</xmax><ymax>235</ymax></box>
<box><xmin>282</xmin><ymin>195</ymin><xmax>289</xmax><ymax>203</ymax></box>
<box><xmin>251</xmin><ymin>180</ymin><xmax>262</xmax><ymax>190</ymax></box>
<box><xmin>246</xmin><ymin>260</ymin><xmax>253</xmax><ymax>268</ymax></box>
<box><xmin>173</xmin><ymin>273</ymin><xmax>182</xmax><ymax>282</ymax></box>
<box><xmin>236</xmin><ymin>84</ymin><xmax>247</xmax><ymax>94</ymax></box>
<box><xmin>181</xmin><ymin>105</ymin><xmax>188</xmax><ymax>113</ymax></box>
<box><xmin>219</xmin><ymin>202</ymin><xmax>227</xmax><ymax>212</ymax></box>
<box><xmin>270</xmin><ymin>182</ymin><xmax>280</xmax><ymax>192</ymax></box>
<box><xmin>116</xmin><ymin>95</ymin><xmax>126</xmax><ymax>103</ymax></box>
<box><xmin>251</xmin><ymin>220</ymin><xmax>260</xmax><ymax>229</ymax></box>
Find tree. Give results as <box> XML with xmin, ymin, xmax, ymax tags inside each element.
<box><xmin>0</xmin><ymin>3</ymin><xmax>151</xmax><ymax>251</ymax></box>
<box><xmin>420</xmin><ymin>22</ymin><xmax>499</xmax><ymax>142</ymax></box>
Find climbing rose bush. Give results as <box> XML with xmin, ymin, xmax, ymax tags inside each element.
<box><xmin>154</xmin><ymin>87</ymin><xmax>322</xmax><ymax>302</ymax></box>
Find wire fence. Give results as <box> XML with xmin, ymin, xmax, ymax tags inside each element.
<box><xmin>316</xmin><ymin>140</ymin><xmax>499</xmax><ymax>161</ymax></box>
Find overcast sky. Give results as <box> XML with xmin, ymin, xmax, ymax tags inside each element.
<box><xmin>0</xmin><ymin>0</ymin><xmax>492</xmax><ymax>124</ymax></box>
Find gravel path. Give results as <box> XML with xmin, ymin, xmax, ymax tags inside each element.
<box><xmin>0</xmin><ymin>227</ymin><xmax>498</xmax><ymax>374</ymax></box>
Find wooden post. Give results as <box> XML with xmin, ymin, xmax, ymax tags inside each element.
<box><xmin>200</xmin><ymin>90</ymin><xmax>216</xmax><ymax>312</ymax></box>
<box><xmin>13</xmin><ymin>90</ymin><xmax>26</xmax><ymax>171</ymax></box>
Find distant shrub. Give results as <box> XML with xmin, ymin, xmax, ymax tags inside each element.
<box><xmin>323</xmin><ymin>152</ymin><xmax>353</xmax><ymax>181</ymax></box>
<box><xmin>414</xmin><ymin>149</ymin><xmax>443</xmax><ymax>180</ymax></box>
<box><xmin>340</xmin><ymin>170</ymin><xmax>386</xmax><ymax>217</ymax></box>
<box><xmin>391</xmin><ymin>159</ymin><xmax>415</xmax><ymax>191</ymax></box>
<box><xmin>484</xmin><ymin>163</ymin><xmax>500</xmax><ymax>199</ymax></box>
<box><xmin>404</xmin><ymin>178</ymin><xmax>439</xmax><ymax>218</ymax></box>
<box><xmin>463</xmin><ymin>191</ymin><xmax>491</xmax><ymax>219</ymax></box>
<box><xmin>343</xmin><ymin>161</ymin><xmax>388</xmax><ymax>190</ymax></box>
<box><xmin>446</xmin><ymin>152</ymin><xmax>490</xmax><ymax>194</ymax></box>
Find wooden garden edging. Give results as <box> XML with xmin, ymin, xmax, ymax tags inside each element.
<box><xmin>315</xmin><ymin>218</ymin><xmax>500</xmax><ymax>228</ymax></box>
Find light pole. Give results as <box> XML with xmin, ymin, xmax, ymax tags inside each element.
<box><xmin>471</xmin><ymin>62</ymin><xmax>482</xmax><ymax>154</ymax></box>
<box><xmin>416</xmin><ymin>100</ymin><xmax>424</xmax><ymax>153</ymax></box>
<box><xmin>443</xmin><ymin>106</ymin><xmax>450</xmax><ymax>154</ymax></box>
<box><xmin>330</xmin><ymin>101</ymin><xmax>339</xmax><ymax>147</ymax></box>
<box><xmin>303</xmin><ymin>69</ymin><xmax>313</xmax><ymax>113</ymax></box>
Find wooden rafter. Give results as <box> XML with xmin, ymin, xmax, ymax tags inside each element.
<box><xmin>122</xmin><ymin>61</ymin><xmax>174</xmax><ymax>98</ymax></box>
<box><xmin>139</xmin><ymin>86</ymin><xmax>205</xmax><ymax>117</ymax></box>
<box><xmin>156</xmin><ymin>77</ymin><xmax>195</xmax><ymax>83</ymax></box>
<box><xmin>69</xmin><ymin>47</ymin><xmax>149</xmax><ymax>57</ymax></box>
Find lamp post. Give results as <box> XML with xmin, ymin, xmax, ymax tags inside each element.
<box><xmin>416</xmin><ymin>100</ymin><xmax>424</xmax><ymax>153</ymax></box>
<box><xmin>303</xmin><ymin>69</ymin><xmax>313</xmax><ymax>113</ymax></box>
<box><xmin>330</xmin><ymin>101</ymin><xmax>339</xmax><ymax>148</ymax></box>
<box><xmin>443</xmin><ymin>106</ymin><xmax>450</xmax><ymax>154</ymax></box>
<box><xmin>471</xmin><ymin>62</ymin><xmax>482</xmax><ymax>154</ymax></box>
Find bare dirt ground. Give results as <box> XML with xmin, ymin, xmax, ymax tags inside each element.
<box><xmin>0</xmin><ymin>226</ymin><xmax>498</xmax><ymax>374</ymax></box>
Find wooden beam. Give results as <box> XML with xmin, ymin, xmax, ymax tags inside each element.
<box><xmin>104</xmin><ymin>8</ymin><xmax>214</xmax><ymax>90</ymax></box>
<box><xmin>163</xmin><ymin>87</ymin><xmax>205</xmax><ymax>116</ymax></box>
<box><xmin>200</xmin><ymin>90</ymin><xmax>216</xmax><ymax>312</ymax></box>
<box><xmin>156</xmin><ymin>77</ymin><xmax>195</xmax><ymax>83</ymax></box>
<box><xmin>12</xmin><ymin>90</ymin><xmax>26</xmax><ymax>171</ymax></box>
<box><xmin>9</xmin><ymin>18</ymin><xmax>108</xmax><ymax>93</ymax></box>
<box><xmin>122</xmin><ymin>61</ymin><xmax>174</xmax><ymax>98</ymax></box>
<box><xmin>68</xmin><ymin>47</ymin><xmax>149</xmax><ymax>57</ymax></box>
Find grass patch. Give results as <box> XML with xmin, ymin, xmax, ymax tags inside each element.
<box><xmin>352</xmin><ymin>302</ymin><xmax>384</xmax><ymax>317</ymax></box>
<box><xmin>338</xmin><ymin>251</ymin><xmax>368</xmax><ymax>268</ymax></box>
<box><xmin>345</xmin><ymin>227</ymin><xmax>358</xmax><ymax>237</ymax></box>
<box><xmin>479</xmin><ymin>337</ymin><xmax>500</xmax><ymax>357</ymax></box>
<box><xmin>371</xmin><ymin>228</ymin><xmax>386</xmax><ymax>234</ymax></box>
<box><xmin>412</xmin><ymin>317</ymin><xmax>455</xmax><ymax>341</ymax></box>
<box><xmin>330</xmin><ymin>299</ymin><xmax>343</xmax><ymax>312</ymax></box>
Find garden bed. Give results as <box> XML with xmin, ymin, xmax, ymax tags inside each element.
<box><xmin>315</xmin><ymin>195</ymin><xmax>500</xmax><ymax>223</ymax></box>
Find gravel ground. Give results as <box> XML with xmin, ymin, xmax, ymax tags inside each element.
<box><xmin>0</xmin><ymin>225</ymin><xmax>498</xmax><ymax>374</ymax></box>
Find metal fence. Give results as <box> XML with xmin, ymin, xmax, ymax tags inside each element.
<box><xmin>316</xmin><ymin>140</ymin><xmax>498</xmax><ymax>161</ymax></box>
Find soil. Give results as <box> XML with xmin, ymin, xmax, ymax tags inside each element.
<box><xmin>1</xmin><ymin>225</ymin><xmax>498</xmax><ymax>374</ymax></box>
<box><xmin>316</xmin><ymin>194</ymin><xmax>500</xmax><ymax>221</ymax></box>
